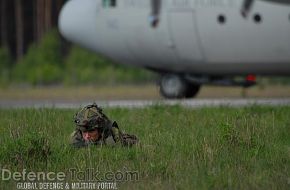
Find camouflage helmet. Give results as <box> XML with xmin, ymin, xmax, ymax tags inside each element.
<box><xmin>74</xmin><ymin>103</ymin><xmax>109</xmax><ymax>132</ymax></box>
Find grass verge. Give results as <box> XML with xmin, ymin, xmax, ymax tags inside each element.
<box><xmin>0</xmin><ymin>106</ymin><xmax>289</xmax><ymax>189</ymax></box>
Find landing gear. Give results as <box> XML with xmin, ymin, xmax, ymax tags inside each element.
<box><xmin>185</xmin><ymin>83</ymin><xmax>200</xmax><ymax>98</ymax></box>
<box><xmin>159</xmin><ymin>74</ymin><xmax>200</xmax><ymax>99</ymax></box>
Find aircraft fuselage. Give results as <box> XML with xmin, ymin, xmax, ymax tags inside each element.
<box><xmin>59</xmin><ymin>0</ymin><xmax>290</xmax><ymax>75</ymax></box>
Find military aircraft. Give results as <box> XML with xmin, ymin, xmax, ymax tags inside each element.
<box><xmin>59</xmin><ymin>0</ymin><xmax>290</xmax><ymax>98</ymax></box>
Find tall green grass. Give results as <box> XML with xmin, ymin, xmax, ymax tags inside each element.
<box><xmin>0</xmin><ymin>106</ymin><xmax>289</xmax><ymax>189</ymax></box>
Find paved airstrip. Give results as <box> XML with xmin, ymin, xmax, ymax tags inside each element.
<box><xmin>1</xmin><ymin>98</ymin><xmax>290</xmax><ymax>109</ymax></box>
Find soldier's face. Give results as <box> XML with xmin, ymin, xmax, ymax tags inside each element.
<box><xmin>82</xmin><ymin>129</ymin><xmax>100</xmax><ymax>142</ymax></box>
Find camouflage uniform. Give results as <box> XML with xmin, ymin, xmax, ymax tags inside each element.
<box><xmin>70</xmin><ymin>104</ymin><xmax>138</xmax><ymax>148</ymax></box>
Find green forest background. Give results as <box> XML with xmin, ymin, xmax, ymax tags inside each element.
<box><xmin>0</xmin><ymin>30</ymin><xmax>156</xmax><ymax>87</ymax></box>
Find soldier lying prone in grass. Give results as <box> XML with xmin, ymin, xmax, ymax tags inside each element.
<box><xmin>70</xmin><ymin>103</ymin><xmax>138</xmax><ymax>148</ymax></box>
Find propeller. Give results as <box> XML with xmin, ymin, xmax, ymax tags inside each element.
<box><xmin>241</xmin><ymin>0</ymin><xmax>254</xmax><ymax>18</ymax></box>
<box><xmin>150</xmin><ymin>0</ymin><xmax>161</xmax><ymax>28</ymax></box>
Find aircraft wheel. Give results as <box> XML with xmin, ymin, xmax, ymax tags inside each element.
<box><xmin>185</xmin><ymin>83</ymin><xmax>200</xmax><ymax>98</ymax></box>
<box><xmin>159</xmin><ymin>74</ymin><xmax>189</xmax><ymax>99</ymax></box>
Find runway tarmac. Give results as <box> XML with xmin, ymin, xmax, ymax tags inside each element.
<box><xmin>1</xmin><ymin>98</ymin><xmax>290</xmax><ymax>109</ymax></box>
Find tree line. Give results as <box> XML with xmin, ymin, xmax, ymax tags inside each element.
<box><xmin>0</xmin><ymin>0</ymin><xmax>67</xmax><ymax>61</ymax></box>
<box><xmin>0</xmin><ymin>0</ymin><xmax>156</xmax><ymax>86</ymax></box>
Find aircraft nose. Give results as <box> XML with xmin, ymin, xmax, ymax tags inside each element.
<box><xmin>58</xmin><ymin>0</ymin><xmax>98</xmax><ymax>49</ymax></box>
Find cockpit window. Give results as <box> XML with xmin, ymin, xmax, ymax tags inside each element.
<box><xmin>103</xmin><ymin>0</ymin><xmax>116</xmax><ymax>8</ymax></box>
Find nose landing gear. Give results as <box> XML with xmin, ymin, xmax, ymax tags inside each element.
<box><xmin>159</xmin><ymin>74</ymin><xmax>256</xmax><ymax>99</ymax></box>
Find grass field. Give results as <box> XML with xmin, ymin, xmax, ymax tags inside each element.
<box><xmin>0</xmin><ymin>106</ymin><xmax>290</xmax><ymax>190</ymax></box>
